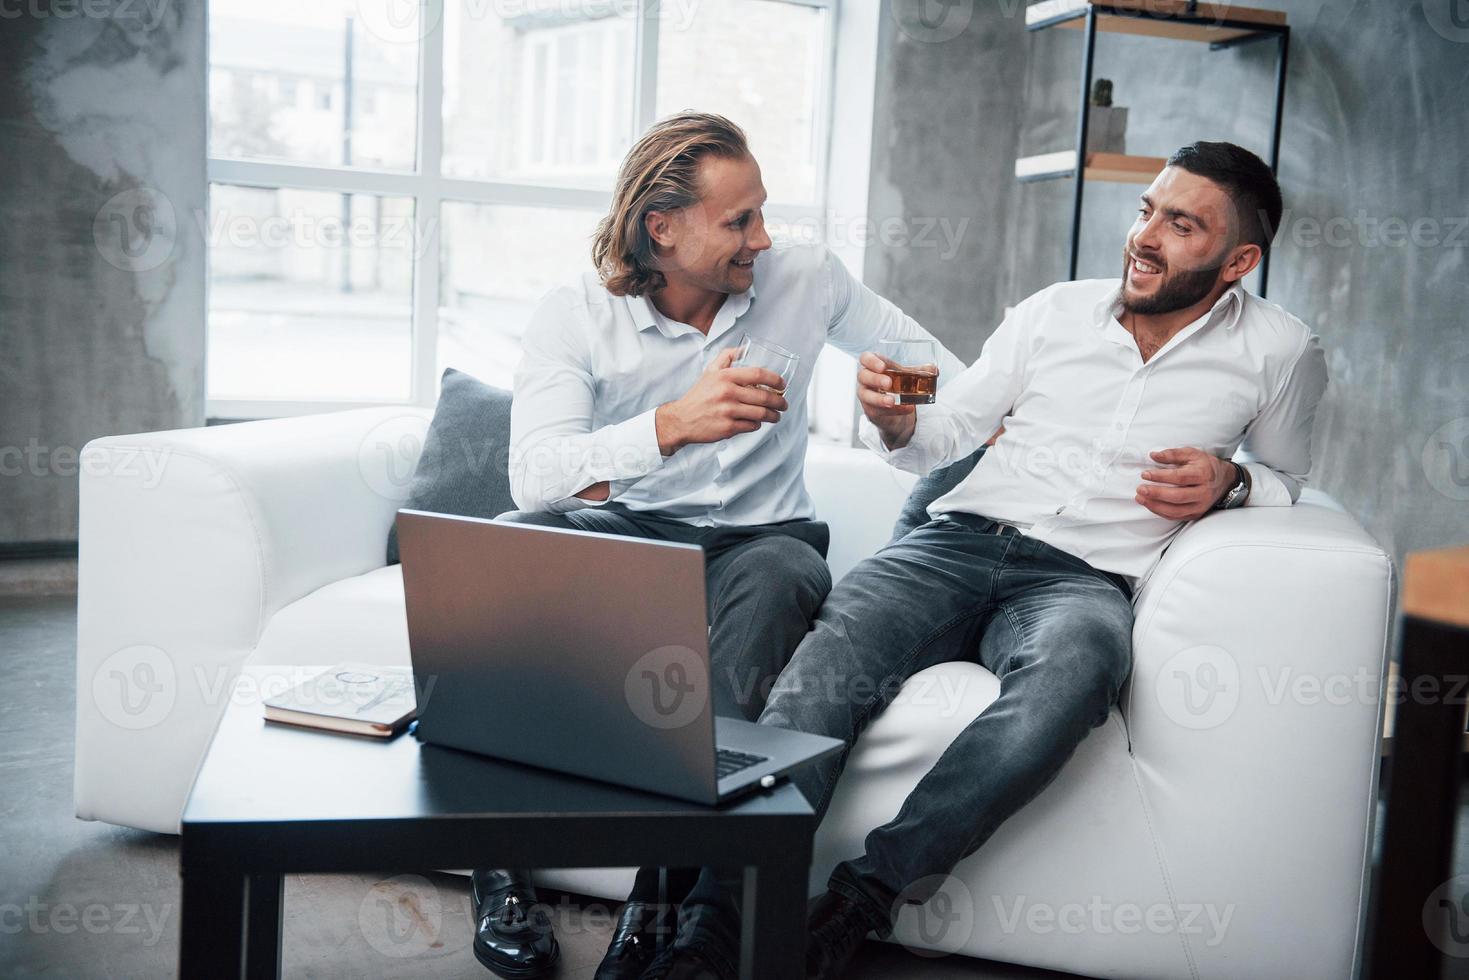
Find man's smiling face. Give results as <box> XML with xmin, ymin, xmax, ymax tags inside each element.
<box><xmin>1122</xmin><ymin>165</ymin><xmax>1247</xmax><ymax>316</ymax></box>
<box><xmin>657</xmin><ymin>153</ymin><xmax>772</xmax><ymax>296</ymax></box>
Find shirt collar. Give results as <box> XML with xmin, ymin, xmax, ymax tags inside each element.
<box><xmin>628</xmin><ymin>281</ymin><xmax>759</xmax><ymax>340</ymax></box>
<box><xmin>1215</xmin><ymin>282</ymin><xmax>1246</xmax><ymax>330</ymax></box>
<box><xmin>1095</xmin><ymin>279</ymin><xmax>1247</xmax><ymax>333</ymax></box>
<box><xmin>709</xmin><ymin>283</ymin><xmax>756</xmax><ymax>344</ymax></box>
<box><xmin>628</xmin><ymin>293</ymin><xmax>664</xmax><ymax>334</ymax></box>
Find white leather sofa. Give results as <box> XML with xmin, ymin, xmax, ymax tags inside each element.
<box><xmin>75</xmin><ymin>407</ymin><xmax>1394</xmax><ymax>979</ymax></box>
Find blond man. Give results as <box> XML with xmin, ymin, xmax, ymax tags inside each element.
<box><xmin>466</xmin><ymin>112</ymin><xmax>960</xmax><ymax>980</ymax></box>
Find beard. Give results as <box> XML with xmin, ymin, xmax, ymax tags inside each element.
<box><xmin>1120</xmin><ymin>247</ymin><xmax>1223</xmax><ymax>316</ymax></box>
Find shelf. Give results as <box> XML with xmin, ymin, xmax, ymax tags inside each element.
<box><xmin>1405</xmin><ymin>546</ymin><xmax>1469</xmax><ymax>630</ymax></box>
<box><xmin>1015</xmin><ymin>151</ymin><xmax>1167</xmax><ymax>184</ymax></box>
<box><xmin>1027</xmin><ymin>0</ymin><xmax>1287</xmax><ymax>45</ymax></box>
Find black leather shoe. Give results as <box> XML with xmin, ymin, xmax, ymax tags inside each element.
<box><xmin>639</xmin><ymin>941</ymin><xmax>733</xmax><ymax>980</ymax></box>
<box><xmin>804</xmin><ymin>890</ymin><xmax>874</xmax><ymax>980</ymax></box>
<box><xmin>594</xmin><ymin>901</ymin><xmax>665</xmax><ymax>980</ymax></box>
<box><xmin>471</xmin><ymin>869</ymin><xmax>559</xmax><ymax>978</ymax></box>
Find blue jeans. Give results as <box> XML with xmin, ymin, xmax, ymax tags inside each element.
<box><xmin>680</xmin><ymin>513</ymin><xmax>1134</xmax><ymax>960</ymax></box>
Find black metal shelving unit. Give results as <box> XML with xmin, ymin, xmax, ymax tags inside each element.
<box><xmin>1021</xmin><ymin>1</ymin><xmax>1291</xmax><ymax>296</ymax></box>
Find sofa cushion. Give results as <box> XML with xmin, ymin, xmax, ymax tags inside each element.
<box><xmin>888</xmin><ymin>446</ymin><xmax>986</xmax><ymax>544</ymax></box>
<box><xmin>386</xmin><ymin>369</ymin><xmax>514</xmax><ymax>564</ymax></box>
<box><xmin>802</xmin><ymin>444</ymin><xmax>916</xmax><ymax>583</ymax></box>
<box><xmin>247</xmin><ymin>564</ymin><xmax>411</xmax><ymax>670</ymax></box>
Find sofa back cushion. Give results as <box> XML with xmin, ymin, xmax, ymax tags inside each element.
<box><xmin>385</xmin><ymin>369</ymin><xmax>515</xmax><ymax>564</ymax></box>
<box><xmin>802</xmin><ymin>444</ymin><xmax>915</xmax><ymax>582</ymax></box>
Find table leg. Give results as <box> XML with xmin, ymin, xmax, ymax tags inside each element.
<box><xmin>1372</xmin><ymin>615</ymin><xmax>1469</xmax><ymax>978</ymax></box>
<box><xmin>179</xmin><ymin>867</ymin><xmax>245</xmax><ymax>979</ymax></box>
<box><xmin>657</xmin><ymin>866</ymin><xmax>670</xmax><ymax>953</ymax></box>
<box><xmin>245</xmin><ymin>873</ymin><xmax>284</xmax><ymax>980</ymax></box>
<box><xmin>740</xmin><ymin>862</ymin><xmax>807</xmax><ymax>980</ymax></box>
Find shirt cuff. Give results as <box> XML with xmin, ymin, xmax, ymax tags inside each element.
<box><xmin>1240</xmin><ymin>461</ymin><xmax>1295</xmax><ymax>507</ymax></box>
<box><xmin>858</xmin><ymin>414</ymin><xmax>935</xmax><ymax>473</ymax></box>
<box><xmin>857</xmin><ymin>415</ymin><xmax>891</xmax><ymax>456</ymax></box>
<box><xmin>543</xmin><ymin>491</ymin><xmax>610</xmax><ymax>514</ymax></box>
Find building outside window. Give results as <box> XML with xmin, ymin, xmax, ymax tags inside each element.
<box><xmin>206</xmin><ymin>0</ymin><xmax>838</xmax><ymax>427</ymax></box>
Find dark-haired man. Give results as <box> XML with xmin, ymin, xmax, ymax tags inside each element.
<box><xmin>655</xmin><ymin>142</ymin><xmax>1328</xmax><ymax>980</ymax></box>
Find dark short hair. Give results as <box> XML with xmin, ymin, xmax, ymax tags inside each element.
<box><xmin>1166</xmin><ymin>141</ymin><xmax>1283</xmax><ymax>257</ymax></box>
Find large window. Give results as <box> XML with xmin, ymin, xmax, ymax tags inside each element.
<box><xmin>207</xmin><ymin>0</ymin><xmax>836</xmax><ymax>418</ymax></box>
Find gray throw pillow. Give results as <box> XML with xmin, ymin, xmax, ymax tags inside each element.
<box><xmin>888</xmin><ymin>445</ymin><xmax>988</xmax><ymax>545</ymax></box>
<box><xmin>385</xmin><ymin>368</ymin><xmax>515</xmax><ymax>565</ymax></box>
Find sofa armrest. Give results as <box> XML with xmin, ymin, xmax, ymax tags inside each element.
<box><xmin>75</xmin><ymin>407</ymin><xmax>431</xmax><ymax>832</ymax></box>
<box><xmin>1123</xmin><ymin>489</ymin><xmax>1394</xmax><ymax>977</ymax></box>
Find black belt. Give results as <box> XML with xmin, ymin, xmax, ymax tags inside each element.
<box><xmin>937</xmin><ymin>512</ymin><xmax>1025</xmax><ymax>537</ymax></box>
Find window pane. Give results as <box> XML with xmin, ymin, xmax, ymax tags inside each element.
<box><xmin>209</xmin><ymin>0</ymin><xmax>419</xmax><ymax>170</ymax></box>
<box><xmin>765</xmin><ymin>214</ymin><xmax>823</xmax><ymax>246</ymax></box>
<box><xmin>657</xmin><ymin>0</ymin><xmax>826</xmax><ymax>204</ymax></box>
<box><xmin>442</xmin><ymin>2</ymin><xmax>636</xmax><ymax>189</ymax></box>
<box><xmin>207</xmin><ymin>185</ymin><xmax>416</xmax><ymax>402</ymax></box>
<box><xmin>438</xmin><ymin>204</ymin><xmax>602</xmax><ymax>390</ymax></box>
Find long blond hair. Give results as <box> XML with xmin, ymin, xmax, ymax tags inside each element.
<box><xmin>591</xmin><ymin>111</ymin><xmax>750</xmax><ymax>297</ymax></box>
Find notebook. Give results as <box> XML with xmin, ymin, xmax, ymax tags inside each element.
<box><xmin>263</xmin><ymin>664</ymin><xmax>417</xmax><ymax>737</ymax></box>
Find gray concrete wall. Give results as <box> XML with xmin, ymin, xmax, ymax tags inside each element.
<box><xmin>864</xmin><ymin>0</ymin><xmax>1469</xmax><ymax>568</ymax></box>
<box><xmin>0</xmin><ymin>1</ymin><xmax>206</xmax><ymax>547</ymax></box>
<box><xmin>862</xmin><ymin>0</ymin><xmax>1030</xmax><ymax>365</ymax></box>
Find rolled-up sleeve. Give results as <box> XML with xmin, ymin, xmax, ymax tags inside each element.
<box><xmin>1237</xmin><ymin>330</ymin><xmax>1329</xmax><ymax>507</ymax></box>
<box><xmin>509</xmin><ymin>292</ymin><xmax>664</xmax><ymax>512</ymax></box>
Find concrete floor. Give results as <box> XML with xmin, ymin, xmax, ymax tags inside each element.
<box><xmin>0</xmin><ymin>593</ymin><xmax>1458</xmax><ymax>980</ymax></box>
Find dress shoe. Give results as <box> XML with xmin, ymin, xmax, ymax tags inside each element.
<box><xmin>593</xmin><ymin>901</ymin><xmax>663</xmax><ymax>980</ymax></box>
<box><xmin>639</xmin><ymin>942</ymin><xmax>731</xmax><ymax>980</ymax></box>
<box><xmin>470</xmin><ymin>869</ymin><xmax>559</xmax><ymax>978</ymax></box>
<box><xmin>804</xmin><ymin>890</ymin><xmax>874</xmax><ymax>980</ymax></box>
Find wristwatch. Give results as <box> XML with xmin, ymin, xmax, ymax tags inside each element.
<box><xmin>1215</xmin><ymin>462</ymin><xmax>1251</xmax><ymax>510</ymax></box>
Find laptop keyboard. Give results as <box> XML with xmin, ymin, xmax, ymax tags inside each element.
<box><xmin>715</xmin><ymin>747</ymin><xmax>768</xmax><ymax>780</ymax></box>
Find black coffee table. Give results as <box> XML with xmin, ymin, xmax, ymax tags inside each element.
<box><xmin>179</xmin><ymin>677</ymin><xmax>815</xmax><ymax>980</ymax></box>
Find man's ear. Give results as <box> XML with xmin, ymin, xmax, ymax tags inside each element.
<box><xmin>645</xmin><ymin>210</ymin><xmax>677</xmax><ymax>250</ymax></box>
<box><xmin>1221</xmin><ymin>242</ymin><xmax>1262</xmax><ymax>284</ymax></box>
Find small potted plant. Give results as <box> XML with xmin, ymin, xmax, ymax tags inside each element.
<box><xmin>1086</xmin><ymin>78</ymin><xmax>1128</xmax><ymax>154</ymax></box>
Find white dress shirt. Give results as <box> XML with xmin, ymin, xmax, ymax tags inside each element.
<box><xmin>861</xmin><ymin>279</ymin><xmax>1328</xmax><ymax>584</ymax></box>
<box><xmin>509</xmin><ymin>241</ymin><xmax>965</xmax><ymax>525</ymax></box>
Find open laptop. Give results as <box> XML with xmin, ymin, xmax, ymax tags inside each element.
<box><xmin>396</xmin><ymin>509</ymin><xmax>844</xmax><ymax>806</ymax></box>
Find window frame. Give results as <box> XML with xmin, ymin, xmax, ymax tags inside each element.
<box><xmin>206</xmin><ymin>0</ymin><xmax>839</xmax><ymax>420</ymax></box>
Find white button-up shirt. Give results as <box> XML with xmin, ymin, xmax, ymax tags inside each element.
<box><xmin>509</xmin><ymin>241</ymin><xmax>965</xmax><ymax>526</ymax></box>
<box><xmin>861</xmin><ymin>278</ymin><xmax>1329</xmax><ymax>583</ymax></box>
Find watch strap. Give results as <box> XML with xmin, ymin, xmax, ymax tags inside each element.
<box><xmin>1216</xmin><ymin>461</ymin><xmax>1250</xmax><ymax>510</ymax></box>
